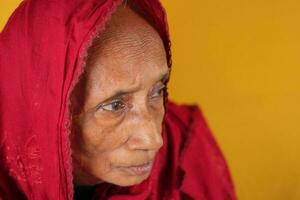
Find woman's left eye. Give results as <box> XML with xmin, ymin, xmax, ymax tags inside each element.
<box><xmin>151</xmin><ymin>85</ymin><xmax>166</xmax><ymax>98</ymax></box>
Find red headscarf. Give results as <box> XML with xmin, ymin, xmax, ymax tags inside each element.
<box><xmin>0</xmin><ymin>0</ymin><xmax>237</xmax><ymax>199</ymax></box>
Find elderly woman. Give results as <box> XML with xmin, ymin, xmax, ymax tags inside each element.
<box><xmin>0</xmin><ymin>0</ymin><xmax>236</xmax><ymax>199</ymax></box>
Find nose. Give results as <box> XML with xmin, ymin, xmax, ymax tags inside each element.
<box><xmin>127</xmin><ymin>109</ymin><xmax>164</xmax><ymax>152</ymax></box>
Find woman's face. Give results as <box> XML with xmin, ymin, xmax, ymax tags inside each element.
<box><xmin>71</xmin><ymin>7</ymin><xmax>169</xmax><ymax>186</ymax></box>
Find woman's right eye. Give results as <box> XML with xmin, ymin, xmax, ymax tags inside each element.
<box><xmin>100</xmin><ymin>100</ymin><xmax>126</xmax><ymax>113</ymax></box>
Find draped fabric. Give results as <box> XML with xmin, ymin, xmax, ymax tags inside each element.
<box><xmin>0</xmin><ymin>0</ymin><xmax>237</xmax><ymax>199</ymax></box>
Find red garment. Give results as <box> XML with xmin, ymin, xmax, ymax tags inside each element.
<box><xmin>0</xmin><ymin>0</ymin><xmax>237</xmax><ymax>199</ymax></box>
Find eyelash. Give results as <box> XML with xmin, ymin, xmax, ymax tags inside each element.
<box><xmin>98</xmin><ymin>86</ymin><xmax>167</xmax><ymax>113</ymax></box>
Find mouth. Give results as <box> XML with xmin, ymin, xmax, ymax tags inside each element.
<box><xmin>120</xmin><ymin>161</ymin><xmax>154</xmax><ymax>176</ymax></box>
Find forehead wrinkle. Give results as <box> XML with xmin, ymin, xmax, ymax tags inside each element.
<box><xmin>96</xmin><ymin>28</ymin><xmax>162</xmax><ymax>62</ymax></box>
<box><xmin>87</xmin><ymin>61</ymin><xmax>141</xmax><ymax>94</ymax></box>
<box><xmin>88</xmin><ymin>6</ymin><xmax>165</xmax><ymax>63</ymax></box>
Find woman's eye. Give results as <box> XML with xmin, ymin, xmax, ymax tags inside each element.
<box><xmin>152</xmin><ymin>85</ymin><xmax>166</xmax><ymax>98</ymax></box>
<box><xmin>100</xmin><ymin>100</ymin><xmax>126</xmax><ymax>112</ymax></box>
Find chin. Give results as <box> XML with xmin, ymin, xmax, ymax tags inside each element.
<box><xmin>107</xmin><ymin>170</ymin><xmax>151</xmax><ymax>187</ymax></box>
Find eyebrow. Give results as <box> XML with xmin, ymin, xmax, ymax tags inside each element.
<box><xmin>103</xmin><ymin>68</ymin><xmax>170</xmax><ymax>102</ymax></box>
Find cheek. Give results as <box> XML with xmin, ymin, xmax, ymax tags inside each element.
<box><xmin>75</xmin><ymin>118</ymin><xmax>126</xmax><ymax>154</ymax></box>
<box><xmin>71</xmin><ymin>116</ymin><xmax>129</xmax><ymax>181</ymax></box>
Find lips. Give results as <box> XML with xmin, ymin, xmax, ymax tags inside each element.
<box><xmin>121</xmin><ymin>161</ymin><xmax>154</xmax><ymax>176</ymax></box>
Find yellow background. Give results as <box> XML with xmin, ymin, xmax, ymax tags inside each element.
<box><xmin>1</xmin><ymin>1</ymin><xmax>300</xmax><ymax>199</ymax></box>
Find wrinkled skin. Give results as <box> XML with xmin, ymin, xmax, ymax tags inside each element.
<box><xmin>71</xmin><ymin>6</ymin><xmax>169</xmax><ymax>187</ymax></box>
